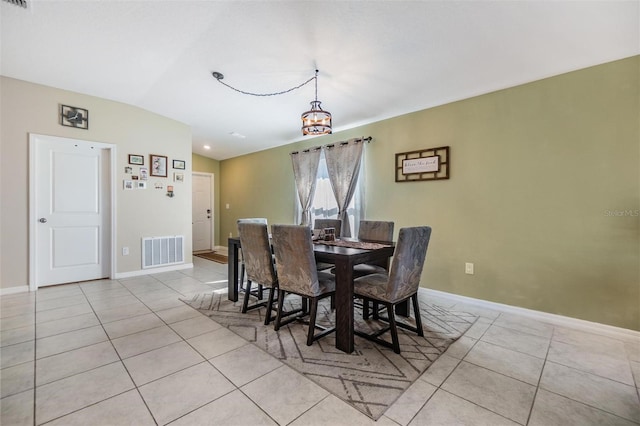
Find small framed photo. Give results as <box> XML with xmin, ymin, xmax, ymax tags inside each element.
<box><xmin>150</xmin><ymin>154</ymin><xmax>168</xmax><ymax>177</ymax></box>
<box><xmin>172</xmin><ymin>159</ymin><xmax>186</xmax><ymax>170</ymax></box>
<box><xmin>137</xmin><ymin>181</ymin><xmax>147</xmax><ymax>189</ymax></box>
<box><xmin>139</xmin><ymin>167</ymin><xmax>148</xmax><ymax>180</ymax></box>
<box><xmin>128</xmin><ymin>154</ymin><xmax>144</xmax><ymax>165</ymax></box>
<box><xmin>123</xmin><ymin>180</ymin><xmax>134</xmax><ymax>190</ymax></box>
<box><xmin>174</xmin><ymin>172</ymin><xmax>184</xmax><ymax>182</ymax></box>
<box><xmin>124</xmin><ymin>166</ymin><xmax>133</xmax><ymax>174</ymax></box>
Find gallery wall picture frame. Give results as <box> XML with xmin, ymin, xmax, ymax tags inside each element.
<box><xmin>174</xmin><ymin>172</ymin><xmax>184</xmax><ymax>182</ymax></box>
<box><xmin>128</xmin><ymin>154</ymin><xmax>144</xmax><ymax>165</ymax></box>
<box><xmin>172</xmin><ymin>159</ymin><xmax>186</xmax><ymax>170</ymax></box>
<box><xmin>150</xmin><ymin>154</ymin><xmax>168</xmax><ymax>177</ymax></box>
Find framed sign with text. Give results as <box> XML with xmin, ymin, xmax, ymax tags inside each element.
<box><xmin>395</xmin><ymin>146</ymin><xmax>450</xmax><ymax>182</ymax></box>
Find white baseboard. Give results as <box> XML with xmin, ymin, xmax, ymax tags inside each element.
<box><xmin>424</xmin><ymin>288</ymin><xmax>639</xmax><ymax>341</ymax></box>
<box><xmin>0</xmin><ymin>285</ymin><xmax>31</xmax><ymax>296</ymax></box>
<box><xmin>115</xmin><ymin>263</ymin><xmax>194</xmax><ymax>279</ymax></box>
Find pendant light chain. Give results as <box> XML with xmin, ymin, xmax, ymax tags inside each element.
<box><xmin>212</xmin><ymin>71</ymin><xmax>316</xmax><ymax>97</ymax></box>
<box><xmin>212</xmin><ymin>68</ymin><xmax>331</xmax><ymax>135</ymax></box>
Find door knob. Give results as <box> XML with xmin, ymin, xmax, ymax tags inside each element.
<box><xmin>39</xmin><ymin>218</ymin><xmax>47</xmax><ymax>223</ymax></box>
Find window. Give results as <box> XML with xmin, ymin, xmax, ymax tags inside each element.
<box><xmin>296</xmin><ymin>151</ymin><xmax>364</xmax><ymax>237</ymax></box>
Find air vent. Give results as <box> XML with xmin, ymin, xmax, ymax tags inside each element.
<box><xmin>142</xmin><ymin>235</ymin><xmax>185</xmax><ymax>269</ymax></box>
<box><xmin>2</xmin><ymin>0</ymin><xmax>27</xmax><ymax>7</ymax></box>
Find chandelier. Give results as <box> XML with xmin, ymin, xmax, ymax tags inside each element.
<box><xmin>212</xmin><ymin>69</ymin><xmax>332</xmax><ymax>136</ymax></box>
<box><xmin>301</xmin><ymin>70</ymin><xmax>332</xmax><ymax>136</ymax></box>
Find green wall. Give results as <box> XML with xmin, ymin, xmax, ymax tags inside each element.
<box><xmin>192</xmin><ymin>153</ymin><xmax>221</xmax><ymax>246</ymax></box>
<box><xmin>219</xmin><ymin>56</ymin><xmax>640</xmax><ymax>330</ymax></box>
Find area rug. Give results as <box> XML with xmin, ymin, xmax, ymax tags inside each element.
<box><xmin>193</xmin><ymin>251</ymin><xmax>228</xmax><ymax>264</ymax></box>
<box><xmin>183</xmin><ymin>290</ymin><xmax>476</xmax><ymax>420</ymax></box>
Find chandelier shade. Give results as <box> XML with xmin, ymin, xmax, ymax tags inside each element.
<box><xmin>301</xmin><ymin>100</ymin><xmax>332</xmax><ymax>136</ymax></box>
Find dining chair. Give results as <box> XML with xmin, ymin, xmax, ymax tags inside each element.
<box><xmin>313</xmin><ymin>218</ymin><xmax>342</xmax><ymax>271</ymax></box>
<box><xmin>353</xmin><ymin>226</ymin><xmax>432</xmax><ymax>354</ymax></box>
<box><xmin>353</xmin><ymin>220</ymin><xmax>394</xmax><ymax>278</ymax></box>
<box><xmin>237</xmin><ymin>218</ymin><xmax>268</xmax><ymax>299</ymax></box>
<box><xmin>237</xmin><ymin>222</ymin><xmax>278</xmax><ymax>324</ymax></box>
<box><xmin>271</xmin><ymin>224</ymin><xmax>336</xmax><ymax>346</ymax></box>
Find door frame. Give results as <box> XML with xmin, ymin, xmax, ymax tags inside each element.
<box><xmin>192</xmin><ymin>172</ymin><xmax>215</xmax><ymax>252</ymax></box>
<box><xmin>28</xmin><ymin>133</ymin><xmax>117</xmax><ymax>291</ymax></box>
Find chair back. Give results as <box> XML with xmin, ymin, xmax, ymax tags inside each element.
<box><xmin>386</xmin><ymin>226</ymin><xmax>432</xmax><ymax>302</ymax></box>
<box><xmin>237</xmin><ymin>222</ymin><xmax>277</xmax><ymax>287</ymax></box>
<box><xmin>313</xmin><ymin>218</ymin><xmax>342</xmax><ymax>238</ymax></box>
<box><xmin>271</xmin><ymin>224</ymin><xmax>322</xmax><ymax>297</ymax></box>
<box><xmin>358</xmin><ymin>220</ymin><xmax>394</xmax><ymax>242</ymax></box>
<box><xmin>237</xmin><ymin>217</ymin><xmax>268</xmax><ymax>225</ymax></box>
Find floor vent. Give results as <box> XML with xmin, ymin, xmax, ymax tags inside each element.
<box><xmin>142</xmin><ymin>235</ymin><xmax>184</xmax><ymax>269</ymax></box>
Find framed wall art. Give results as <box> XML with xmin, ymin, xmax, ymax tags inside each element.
<box><xmin>395</xmin><ymin>146</ymin><xmax>450</xmax><ymax>182</ymax></box>
<box><xmin>60</xmin><ymin>105</ymin><xmax>89</xmax><ymax>129</ymax></box>
<box><xmin>172</xmin><ymin>159</ymin><xmax>186</xmax><ymax>170</ymax></box>
<box><xmin>150</xmin><ymin>154</ymin><xmax>168</xmax><ymax>177</ymax></box>
<box><xmin>128</xmin><ymin>154</ymin><xmax>144</xmax><ymax>165</ymax></box>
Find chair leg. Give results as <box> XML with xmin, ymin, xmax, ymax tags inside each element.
<box><xmin>307</xmin><ymin>297</ymin><xmax>318</xmax><ymax>346</ymax></box>
<box><xmin>258</xmin><ymin>284</ymin><xmax>264</xmax><ymax>300</ymax></box>
<box><xmin>274</xmin><ymin>290</ymin><xmax>286</xmax><ymax>331</ymax></box>
<box><xmin>386</xmin><ymin>302</ymin><xmax>401</xmax><ymax>354</ymax></box>
<box><xmin>241</xmin><ymin>280</ymin><xmax>252</xmax><ymax>313</ymax></box>
<box><xmin>239</xmin><ymin>262</ymin><xmax>246</xmax><ymax>291</ymax></box>
<box><xmin>264</xmin><ymin>286</ymin><xmax>276</xmax><ymax>325</ymax></box>
<box><xmin>362</xmin><ymin>299</ymin><xmax>370</xmax><ymax>319</ymax></box>
<box><xmin>411</xmin><ymin>294</ymin><xmax>424</xmax><ymax>336</ymax></box>
<box><xmin>373</xmin><ymin>302</ymin><xmax>380</xmax><ymax>320</ymax></box>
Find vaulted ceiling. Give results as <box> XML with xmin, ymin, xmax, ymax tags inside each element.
<box><xmin>1</xmin><ymin>1</ymin><xmax>638</xmax><ymax>160</ymax></box>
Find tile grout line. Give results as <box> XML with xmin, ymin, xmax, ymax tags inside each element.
<box><xmin>524</xmin><ymin>321</ymin><xmax>555</xmax><ymax>425</ymax></box>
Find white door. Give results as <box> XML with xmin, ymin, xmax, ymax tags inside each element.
<box><xmin>192</xmin><ymin>173</ymin><xmax>213</xmax><ymax>252</ymax></box>
<box><xmin>30</xmin><ymin>134</ymin><xmax>112</xmax><ymax>288</ymax></box>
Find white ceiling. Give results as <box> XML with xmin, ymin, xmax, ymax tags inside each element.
<box><xmin>1</xmin><ymin>1</ymin><xmax>638</xmax><ymax>160</ymax></box>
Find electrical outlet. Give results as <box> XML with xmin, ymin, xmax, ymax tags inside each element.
<box><xmin>229</xmin><ymin>232</ymin><xmax>233</xmax><ymax>238</ymax></box>
<box><xmin>225</xmin><ymin>203</ymin><xmax>230</xmax><ymax>209</ymax></box>
<box><xmin>122</xmin><ymin>247</ymin><xmax>129</xmax><ymax>256</ymax></box>
<box><xmin>465</xmin><ymin>262</ymin><xmax>474</xmax><ymax>275</ymax></box>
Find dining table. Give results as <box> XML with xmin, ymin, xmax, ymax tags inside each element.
<box><xmin>227</xmin><ymin>236</ymin><xmax>397</xmax><ymax>353</ymax></box>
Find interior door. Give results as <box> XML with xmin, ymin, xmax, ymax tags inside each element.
<box><xmin>192</xmin><ymin>173</ymin><xmax>213</xmax><ymax>252</ymax></box>
<box><xmin>31</xmin><ymin>134</ymin><xmax>111</xmax><ymax>287</ymax></box>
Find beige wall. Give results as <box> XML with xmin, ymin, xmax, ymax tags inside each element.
<box><xmin>192</xmin><ymin>153</ymin><xmax>221</xmax><ymax>246</ymax></box>
<box><xmin>220</xmin><ymin>56</ymin><xmax>640</xmax><ymax>330</ymax></box>
<box><xmin>0</xmin><ymin>77</ymin><xmax>193</xmax><ymax>289</ymax></box>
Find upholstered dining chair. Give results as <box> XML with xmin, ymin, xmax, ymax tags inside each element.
<box><xmin>353</xmin><ymin>220</ymin><xmax>394</xmax><ymax>278</ymax></box>
<box><xmin>271</xmin><ymin>224</ymin><xmax>336</xmax><ymax>346</ymax></box>
<box><xmin>353</xmin><ymin>226</ymin><xmax>432</xmax><ymax>354</ymax></box>
<box><xmin>237</xmin><ymin>222</ymin><xmax>279</xmax><ymax>324</ymax></box>
<box><xmin>237</xmin><ymin>218</ymin><xmax>268</xmax><ymax>298</ymax></box>
<box><xmin>313</xmin><ymin>218</ymin><xmax>342</xmax><ymax>271</ymax></box>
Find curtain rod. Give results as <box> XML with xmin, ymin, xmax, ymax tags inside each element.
<box><xmin>290</xmin><ymin>136</ymin><xmax>372</xmax><ymax>155</ymax></box>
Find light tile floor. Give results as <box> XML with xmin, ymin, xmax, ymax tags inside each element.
<box><xmin>1</xmin><ymin>257</ymin><xmax>639</xmax><ymax>425</ymax></box>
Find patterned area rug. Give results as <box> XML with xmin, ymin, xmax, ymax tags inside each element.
<box><xmin>193</xmin><ymin>251</ymin><xmax>228</xmax><ymax>264</ymax></box>
<box><xmin>183</xmin><ymin>290</ymin><xmax>476</xmax><ymax>420</ymax></box>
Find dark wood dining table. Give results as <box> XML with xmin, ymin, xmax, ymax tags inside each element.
<box><xmin>227</xmin><ymin>236</ymin><xmax>396</xmax><ymax>353</ymax></box>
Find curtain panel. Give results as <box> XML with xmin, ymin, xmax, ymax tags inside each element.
<box><xmin>290</xmin><ymin>147</ymin><xmax>322</xmax><ymax>226</ymax></box>
<box><xmin>324</xmin><ymin>138</ymin><xmax>365</xmax><ymax>237</ymax></box>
